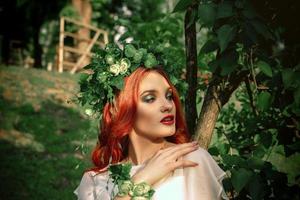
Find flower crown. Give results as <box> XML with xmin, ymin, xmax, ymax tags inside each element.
<box><xmin>77</xmin><ymin>43</ymin><xmax>170</xmax><ymax>118</ymax></box>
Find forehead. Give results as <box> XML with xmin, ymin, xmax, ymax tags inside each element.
<box><xmin>138</xmin><ymin>72</ymin><xmax>170</xmax><ymax>93</ymax></box>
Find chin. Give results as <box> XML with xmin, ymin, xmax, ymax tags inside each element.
<box><xmin>160</xmin><ymin>128</ymin><xmax>176</xmax><ymax>137</ymax></box>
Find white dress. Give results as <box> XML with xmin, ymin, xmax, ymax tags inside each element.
<box><xmin>74</xmin><ymin>147</ymin><xmax>228</xmax><ymax>200</ymax></box>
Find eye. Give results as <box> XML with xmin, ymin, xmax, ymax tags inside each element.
<box><xmin>142</xmin><ymin>95</ymin><xmax>155</xmax><ymax>103</ymax></box>
<box><xmin>166</xmin><ymin>92</ymin><xmax>173</xmax><ymax>101</ymax></box>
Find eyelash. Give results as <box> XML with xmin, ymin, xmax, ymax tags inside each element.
<box><xmin>143</xmin><ymin>92</ymin><xmax>173</xmax><ymax>103</ymax></box>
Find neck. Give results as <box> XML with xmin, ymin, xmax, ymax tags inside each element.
<box><xmin>126</xmin><ymin>131</ymin><xmax>166</xmax><ymax>166</ymax></box>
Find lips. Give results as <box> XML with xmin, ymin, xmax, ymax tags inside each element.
<box><xmin>160</xmin><ymin>115</ymin><xmax>175</xmax><ymax>125</ymax></box>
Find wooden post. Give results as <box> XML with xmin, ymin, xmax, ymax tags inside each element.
<box><xmin>58</xmin><ymin>17</ymin><xmax>65</xmax><ymax>73</ymax></box>
<box><xmin>57</xmin><ymin>16</ymin><xmax>109</xmax><ymax>73</ymax></box>
<box><xmin>70</xmin><ymin>30</ymin><xmax>101</xmax><ymax>74</ymax></box>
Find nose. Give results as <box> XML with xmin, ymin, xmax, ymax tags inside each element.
<box><xmin>160</xmin><ymin>99</ymin><xmax>173</xmax><ymax>112</ymax></box>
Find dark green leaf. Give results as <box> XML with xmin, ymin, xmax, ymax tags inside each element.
<box><xmin>217</xmin><ymin>2</ymin><xmax>233</xmax><ymax>19</ymax></box>
<box><xmin>250</xmin><ymin>20</ymin><xmax>273</xmax><ymax>40</ymax></box>
<box><xmin>248</xmin><ymin>175</ymin><xmax>265</xmax><ymax>200</ymax></box>
<box><xmin>257</xmin><ymin>61</ymin><xmax>272</xmax><ymax>77</ymax></box>
<box><xmin>200</xmin><ymin>39</ymin><xmax>218</xmax><ymax>54</ymax></box>
<box><xmin>217</xmin><ymin>24</ymin><xmax>237</xmax><ymax>52</ymax></box>
<box><xmin>231</xmin><ymin>168</ymin><xmax>253</xmax><ymax>192</ymax></box>
<box><xmin>294</xmin><ymin>87</ymin><xmax>300</xmax><ymax>106</ymax></box>
<box><xmin>247</xmin><ymin>157</ymin><xmax>265</xmax><ymax>170</ymax></box>
<box><xmin>173</xmin><ymin>0</ymin><xmax>193</xmax><ymax>13</ymax></box>
<box><xmin>282</xmin><ymin>69</ymin><xmax>295</xmax><ymax>89</ymax></box>
<box><xmin>219</xmin><ymin>50</ymin><xmax>238</xmax><ymax>76</ymax></box>
<box><xmin>198</xmin><ymin>3</ymin><xmax>216</xmax><ymax>26</ymax></box>
<box><xmin>208</xmin><ymin>146</ymin><xmax>219</xmax><ymax>156</ymax></box>
<box><xmin>242</xmin><ymin>9</ymin><xmax>256</xmax><ymax>19</ymax></box>
<box><xmin>222</xmin><ymin>155</ymin><xmax>247</xmax><ymax>167</ymax></box>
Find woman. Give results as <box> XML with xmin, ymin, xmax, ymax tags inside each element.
<box><xmin>75</xmin><ymin>44</ymin><xmax>228</xmax><ymax>200</ymax></box>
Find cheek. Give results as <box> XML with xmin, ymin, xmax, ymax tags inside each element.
<box><xmin>135</xmin><ymin>105</ymin><xmax>156</xmax><ymax>126</ymax></box>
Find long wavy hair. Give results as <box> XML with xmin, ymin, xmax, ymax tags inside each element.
<box><xmin>91</xmin><ymin>66</ymin><xmax>190</xmax><ymax>171</ymax></box>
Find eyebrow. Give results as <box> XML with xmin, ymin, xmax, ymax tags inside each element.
<box><xmin>140</xmin><ymin>87</ymin><xmax>172</xmax><ymax>96</ymax></box>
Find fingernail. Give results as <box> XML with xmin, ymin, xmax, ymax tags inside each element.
<box><xmin>191</xmin><ymin>141</ymin><xmax>198</xmax><ymax>145</ymax></box>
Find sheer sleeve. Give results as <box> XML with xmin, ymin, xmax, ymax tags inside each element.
<box><xmin>74</xmin><ymin>171</ymin><xmax>111</xmax><ymax>200</ymax></box>
<box><xmin>184</xmin><ymin>147</ymin><xmax>228</xmax><ymax>200</ymax></box>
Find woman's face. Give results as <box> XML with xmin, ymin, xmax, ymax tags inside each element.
<box><xmin>133</xmin><ymin>71</ymin><xmax>176</xmax><ymax>140</ymax></box>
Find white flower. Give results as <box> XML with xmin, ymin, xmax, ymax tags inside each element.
<box><xmin>109</xmin><ymin>62</ymin><xmax>121</xmax><ymax>76</ymax></box>
<box><xmin>119</xmin><ymin>58</ymin><xmax>131</xmax><ymax>74</ymax></box>
<box><xmin>85</xmin><ymin>109</ymin><xmax>93</xmax><ymax>116</ymax></box>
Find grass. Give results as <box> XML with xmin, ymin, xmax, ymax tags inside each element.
<box><xmin>0</xmin><ymin>66</ymin><xmax>98</xmax><ymax>200</ymax></box>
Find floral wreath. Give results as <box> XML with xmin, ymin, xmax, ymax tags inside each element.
<box><xmin>76</xmin><ymin>43</ymin><xmax>174</xmax><ymax>118</ymax></box>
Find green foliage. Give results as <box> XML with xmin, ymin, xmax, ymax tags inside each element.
<box><xmin>0</xmin><ymin>66</ymin><xmax>96</xmax><ymax>199</ymax></box>
<box><xmin>181</xmin><ymin>0</ymin><xmax>300</xmax><ymax>198</ymax></box>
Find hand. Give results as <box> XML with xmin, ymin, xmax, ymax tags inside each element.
<box><xmin>131</xmin><ymin>141</ymin><xmax>199</xmax><ymax>186</ymax></box>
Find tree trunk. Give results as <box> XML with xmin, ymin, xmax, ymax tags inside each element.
<box><xmin>72</xmin><ymin>0</ymin><xmax>92</xmax><ymax>67</ymax></box>
<box><xmin>194</xmin><ymin>80</ymin><xmax>222</xmax><ymax>149</ymax></box>
<box><xmin>194</xmin><ymin>70</ymin><xmax>249</xmax><ymax>149</ymax></box>
<box><xmin>184</xmin><ymin>3</ymin><xmax>198</xmax><ymax>136</ymax></box>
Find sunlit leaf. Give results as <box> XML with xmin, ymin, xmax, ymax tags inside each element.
<box><xmin>257</xmin><ymin>91</ymin><xmax>271</xmax><ymax>111</ymax></box>
<box><xmin>257</xmin><ymin>61</ymin><xmax>272</xmax><ymax>77</ymax></box>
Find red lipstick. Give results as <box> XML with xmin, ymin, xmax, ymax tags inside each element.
<box><xmin>160</xmin><ymin>115</ymin><xmax>175</xmax><ymax>125</ymax></box>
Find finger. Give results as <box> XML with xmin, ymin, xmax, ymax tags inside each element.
<box><xmin>170</xmin><ymin>159</ymin><xmax>198</xmax><ymax>170</ymax></box>
<box><xmin>161</xmin><ymin>141</ymin><xmax>198</xmax><ymax>157</ymax></box>
<box><xmin>163</xmin><ymin>144</ymin><xmax>199</xmax><ymax>162</ymax></box>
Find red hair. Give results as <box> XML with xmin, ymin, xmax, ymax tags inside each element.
<box><xmin>91</xmin><ymin>67</ymin><xmax>190</xmax><ymax>171</ymax></box>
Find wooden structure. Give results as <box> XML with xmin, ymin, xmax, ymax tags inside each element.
<box><xmin>58</xmin><ymin>17</ymin><xmax>108</xmax><ymax>73</ymax></box>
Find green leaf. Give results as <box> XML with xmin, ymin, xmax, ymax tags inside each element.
<box><xmin>282</xmin><ymin>69</ymin><xmax>295</xmax><ymax>89</ymax></box>
<box><xmin>217</xmin><ymin>24</ymin><xmax>237</xmax><ymax>52</ymax></box>
<box><xmin>222</xmin><ymin>155</ymin><xmax>247</xmax><ymax>167</ymax></box>
<box><xmin>198</xmin><ymin>3</ymin><xmax>216</xmax><ymax>26</ymax></box>
<box><xmin>217</xmin><ymin>2</ymin><xmax>233</xmax><ymax>19</ymax></box>
<box><xmin>111</xmin><ymin>75</ymin><xmax>124</xmax><ymax>90</ymax></box>
<box><xmin>173</xmin><ymin>0</ymin><xmax>193</xmax><ymax>13</ymax></box>
<box><xmin>294</xmin><ymin>87</ymin><xmax>300</xmax><ymax>106</ymax></box>
<box><xmin>200</xmin><ymin>39</ymin><xmax>218</xmax><ymax>54</ymax></box>
<box><xmin>257</xmin><ymin>61</ymin><xmax>272</xmax><ymax>77</ymax></box>
<box><xmin>231</xmin><ymin>168</ymin><xmax>253</xmax><ymax>192</ymax></box>
<box><xmin>250</xmin><ymin>20</ymin><xmax>273</xmax><ymax>40</ymax></box>
<box><xmin>242</xmin><ymin>9</ymin><xmax>256</xmax><ymax>19</ymax></box>
<box><xmin>247</xmin><ymin>157</ymin><xmax>265</xmax><ymax>170</ymax></box>
<box><xmin>257</xmin><ymin>91</ymin><xmax>271</xmax><ymax>111</ymax></box>
<box><xmin>219</xmin><ymin>50</ymin><xmax>238</xmax><ymax>76</ymax></box>
<box><xmin>248</xmin><ymin>175</ymin><xmax>265</xmax><ymax>200</ymax></box>
<box><xmin>208</xmin><ymin>146</ymin><xmax>219</xmax><ymax>156</ymax></box>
